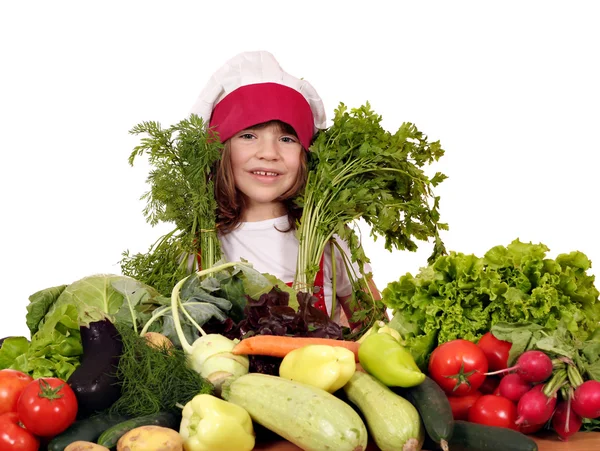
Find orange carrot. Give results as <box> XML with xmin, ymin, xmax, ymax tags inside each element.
<box><xmin>232</xmin><ymin>335</ymin><xmax>361</xmax><ymax>362</ymax></box>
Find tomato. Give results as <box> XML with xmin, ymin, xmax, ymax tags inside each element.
<box><xmin>447</xmin><ymin>391</ymin><xmax>482</xmax><ymax>420</ymax></box>
<box><xmin>0</xmin><ymin>412</ymin><xmax>40</xmax><ymax>451</ymax></box>
<box><xmin>428</xmin><ymin>339</ymin><xmax>488</xmax><ymax>396</ymax></box>
<box><xmin>468</xmin><ymin>394</ymin><xmax>518</xmax><ymax>430</ymax></box>
<box><xmin>0</xmin><ymin>369</ymin><xmax>33</xmax><ymax>415</ymax></box>
<box><xmin>17</xmin><ymin>378</ymin><xmax>77</xmax><ymax>437</ymax></box>
<box><xmin>477</xmin><ymin>332</ymin><xmax>512</xmax><ymax>371</ymax></box>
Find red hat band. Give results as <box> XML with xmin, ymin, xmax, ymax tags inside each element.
<box><xmin>209</xmin><ymin>82</ymin><xmax>315</xmax><ymax>149</ymax></box>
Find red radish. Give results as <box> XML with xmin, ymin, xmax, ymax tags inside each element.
<box><xmin>518</xmin><ymin>422</ymin><xmax>546</xmax><ymax>435</ymax></box>
<box><xmin>571</xmin><ymin>380</ymin><xmax>600</xmax><ymax>419</ymax></box>
<box><xmin>515</xmin><ymin>384</ymin><xmax>557</xmax><ymax>426</ymax></box>
<box><xmin>479</xmin><ymin>376</ymin><xmax>501</xmax><ymax>394</ymax></box>
<box><xmin>486</xmin><ymin>350</ymin><xmax>553</xmax><ymax>383</ymax></box>
<box><xmin>552</xmin><ymin>400</ymin><xmax>582</xmax><ymax>441</ymax></box>
<box><xmin>498</xmin><ymin>373</ymin><xmax>532</xmax><ymax>402</ymax></box>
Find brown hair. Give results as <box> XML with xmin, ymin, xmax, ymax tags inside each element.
<box><xmin>214</xmin><ymin>120</ymin><xmax>307</xmax><ymax>234</ymax></box>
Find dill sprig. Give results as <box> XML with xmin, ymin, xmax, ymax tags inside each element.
<box><xmin>110</xmin><ymin>324</ymin><xmax>213</xmax><ymax>417</ymax></box>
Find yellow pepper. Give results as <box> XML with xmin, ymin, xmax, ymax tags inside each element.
<box><xmin>279</xmin><ymin>344</ymin><xmax>356</xmax><ymax>393</ymax></box>
<box><xmin>179</xmin><ymin>394</ymin><xmax>255</xmax><ymax>451</ymax></box>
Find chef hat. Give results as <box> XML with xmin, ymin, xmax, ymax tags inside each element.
<box><xmin>189</xmin><ymin>51</ymin><xmax>326</xmax><ymax>149</ymax></box>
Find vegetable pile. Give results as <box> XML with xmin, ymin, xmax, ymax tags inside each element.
<box><xmin>1</xmin><ymin>240</ymin><xmax>599</xmax><ymax>450</ymax></box>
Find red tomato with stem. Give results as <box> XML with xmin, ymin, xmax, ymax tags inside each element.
<box><xmin>428</xmin><ymin>339</ymin><xmax>488</xmax><ymax>396</ymax></box>
<box><xmin>17</xmin><ymin>378</ymin><xmax>78</xmax><ymax>437</ymax></box>
<box><xmin>447</xmin><ymin>391</ymin><xmax>482</xmax><ymax>420</ymax></box>
<box><xmin>0</xmin><ymin>412</ymin><xmax>40</xmax><ymax>451</ymax></box>
<box><xmin>468</xmin><ymin>394</ymin><xmax>518</xmax><ymax>430</ymax></box>
<box><xmin>0</xmin><ymin>369</ymin><xmax>34</xmax><ymax>415</ymax></box>
<box><xmin>477</xmin><ymin>332</ymin><xmax>512</xmax><ymax>371</ymax></box>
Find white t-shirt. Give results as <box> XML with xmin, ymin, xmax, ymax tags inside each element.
<box><xmin>219</xmin><ymin>216</ymin><xmax>371</xmax><ymax>320</ymax></box>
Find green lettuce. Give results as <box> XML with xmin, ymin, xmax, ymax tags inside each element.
<box><xmin>383</xmin><ymin>239</ymin><xmax>600</xmax><ymax>352</ymax></box>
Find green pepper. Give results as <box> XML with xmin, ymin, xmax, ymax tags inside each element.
<box><xmin>358</xmin><ymin>332</ymin><xmax>425</xmax><ymax>388</ymax></box>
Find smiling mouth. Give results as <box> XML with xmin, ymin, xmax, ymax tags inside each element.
<box><xmin>251</xmin><ymin>171</ymin><xmax>279</xmax><ymax>177</ymax></box>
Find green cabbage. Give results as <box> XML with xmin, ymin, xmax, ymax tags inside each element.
<box><xmin>1</xmin><ymin>274</ymin><xmax>162</xmax><ymax>379</ymax></box>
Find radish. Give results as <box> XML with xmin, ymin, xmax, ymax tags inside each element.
<box><xmin>498</xmin><ymin>373</ymin><xmax>532</xmax><ymax>403</ymax></box>
<box><xmin>571</xmin><ymin>380</ymin><xmax>600</xmax><ymax>419</ymax></box>
<box><xmin>515</xmin><ymin>384</ymin><xmax>557</xmax><ymax>426</ymax></box>
<box><xmin>552</xmin><ymin>400</ymin><xmax>582</xmax><ymax>441</ymax></box>
<box><xmin>486</xmin><ymin>350</ymin><xmax>553</xmax><ymax>383</ymax></box>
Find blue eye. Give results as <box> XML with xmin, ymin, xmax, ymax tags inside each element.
<box><xmin>239</xmin><ymin>133</ymin><xmax>254</xmax><ymax>139</ymax></box>
<box><xmin>281</xmin><ymin>136</ymin><xmax>297</xmax><ymax>143</ymax></box>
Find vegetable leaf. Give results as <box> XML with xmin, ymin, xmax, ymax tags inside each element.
<box><xmin>0</xmin><ymin>337</ymin><xmax>30</xmax><ymax>369</ymax></box>
<box><xmin>25</xmin><ymin>285</ymin><xmax>67</xmax><ymax>336</ymax></box>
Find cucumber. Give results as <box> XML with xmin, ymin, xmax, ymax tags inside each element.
<box><xmin>96</xmin><ymin>411</ymin><xmax>180</xmax><ymax>449</ymax></box>
<box><xmin>47</xmin><ymin>412</ymin><xmax>130</xmax><ymax>451</ymax></box>
<box><xmin>449</xmin><ymin>421</ymin><xmax>538</xmax><ymax>451</ymax></box>
<box><xmin>343</xmin><ymin>371</ymin><xmax>424</xmax><ymax>451</ymax></box>
<box><xmin>222</xmin><ymin>373</ymin><xmax>368</xmax><ymax>451</ymax></box>
<box><xmin>397</xmin><ymin>376</ymin><xmax>454</xmax><ymax>448</ymax></box>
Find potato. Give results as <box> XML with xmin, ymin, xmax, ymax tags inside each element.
<box><xmin>65</xmin><ymin>442</ymin><xmax>110</xmax><ymax>451</ymax></box>
<box><xmin>116</xmin><ymin>425</ymin><xmax>183</xmax><ymax>451</ymax></box>
<box><xmin>144</xmin><ymin>332</ymin><xmax>174</xmax><ymax>351</ymax></box>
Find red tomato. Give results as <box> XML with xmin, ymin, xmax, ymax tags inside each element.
<box><xmin>0</xmin><ymin>369</ymin><xmax>33</xmax><ymax>415</ymax></box>
<box><xmin>17</xmin><ymin>378</ymin><xmax>78</xmax><ymax>437</ymax></box>
<box><xmin>428</xmin><ymin>339</ymin><xmax>488</xmax><ymax>396</ymax></box>
<box><xmin>447</xmin><ymin>391</ymin><xmax>482</xmax><ymax>420</ymax></box>
<box><xmin>468</xmin><ymin>394</ymin><xmax>518</xmax><ymax>430</ymax></box>
<box><xmin>477</xmin><ymin>332</ymin><xmax>512</xmax><ymax>371</ymax></box>
<box><xmin>0</xmin><ymin>412</ymin><xmax>40</xmax><ymax>451</ymax></box>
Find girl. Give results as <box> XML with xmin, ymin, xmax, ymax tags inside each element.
<box><xmin>189</xmin><ymin>51</ymin><xmax>381</xmax><ymax>328</ymax></box>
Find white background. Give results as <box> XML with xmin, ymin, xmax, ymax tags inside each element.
<box><xmin>1</xmin><ymin>1</ymin><xmax>598</xmax><ymax>338</ymax></box>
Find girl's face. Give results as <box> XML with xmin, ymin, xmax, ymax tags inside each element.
<box><xmin>229</xmin><ymin>122</ymin><xmax>303</xmax><ymax>220</ymax></box>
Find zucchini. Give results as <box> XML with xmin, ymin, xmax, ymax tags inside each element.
<box><xmin>449</xmin><ymin>421</ymin><xmax>538</xmax><ymax>451</ymax></box>
<box><xmin>96</xmin><ymin>411</ymin><xmax>180</xmax><ymax>449</ymax></box>
<box><xmin>222</xmin><ymin>373</ymin><xmax>368</xmax><ymax>451</ymax></box>
<box><xmin>397</xmin><ymin>376</ymin><xmax>454</xmax><ymax>449</ymax></box>
<box><xmin>47</xmin><ymin>412</ymin><xmax>130</xmax><ymax>451</ymax></box>
<box><xmin>344</xmin><ymin>371</ymin><xmax>424</xmax><ymax>451</ymax></box>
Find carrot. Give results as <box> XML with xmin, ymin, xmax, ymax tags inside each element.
<box><xmin>232</xmin><ymin>335</ymin><xmax>361</xmax><ymax>362</ymax></box>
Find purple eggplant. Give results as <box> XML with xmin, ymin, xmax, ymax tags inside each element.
<box><xmin>67</xmin><ymin>320</ymin><xmax>123</xmax><ymax>417</ymax></box>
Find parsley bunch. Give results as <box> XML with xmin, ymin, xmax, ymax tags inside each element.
<box><xmin>121</xmin><ymin>115</ymin><xmax>222</xmax><ymax>295</ymax></box>
<box><xmin>294</xmin><ymin>103</ymin><xmax>448</xmax><ymax>328</ymax></box>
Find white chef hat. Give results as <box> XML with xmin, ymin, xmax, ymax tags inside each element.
<box><xmin>189</xmin><ymin>51</ymin><xmax>326</xmax><ymax>149</ymax></box>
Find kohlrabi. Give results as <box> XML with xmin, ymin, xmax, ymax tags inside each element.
<box><xmin>169</xmin><ymin>262</ymin><xmax>249</xmax><ymax>391</ymax></box>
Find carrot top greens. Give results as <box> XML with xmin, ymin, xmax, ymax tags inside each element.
<box><xmin>120</xmin><ymin>115</ymin><xmax>222</xmax><ymax>295</ymax></box>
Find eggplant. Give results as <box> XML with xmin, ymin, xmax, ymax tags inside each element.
<box><xmin>67</xmin><ymin>320</ymin><xmax>123</xmax><ymax>418</ymax></box>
